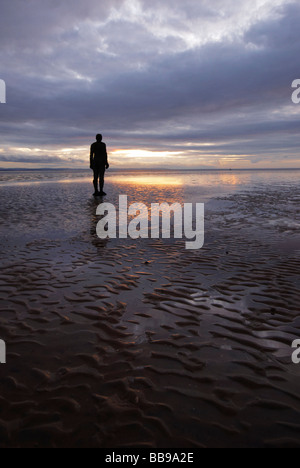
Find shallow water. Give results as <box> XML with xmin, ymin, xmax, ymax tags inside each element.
<box><xmin>0</xmin><ymin>170</ymin><xmax>299</xmax><ymax>447</ymax></box>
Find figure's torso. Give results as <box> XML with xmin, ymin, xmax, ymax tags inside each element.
<box><xmin>92</xmin><ymin>142</ymin><xmax>106</xmax><ymax>160</ymax></box>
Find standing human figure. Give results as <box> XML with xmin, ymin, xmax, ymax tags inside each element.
<box><xmin>90</xmin><ymin>134</ymin><xmax>109</xmax><ymax>197</ymax></box>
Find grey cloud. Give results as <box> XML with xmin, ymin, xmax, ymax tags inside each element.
<box><xmin>0</xmin><ymin>0</ymin><xmax>300</xmax><ymax>167</ymax></box>
<box><xmin>0</xmin><ymin>154</ymin><xmax>83</xmax><ymax>165</ymax></box>
<box><xmin>244</xmin><ymin>2</ymin><xmax>300</xmax><ymax>49</ymax></box>
<box><xmin>0</xmin><ymin>0</ymin><xmax>123</xmax><ymax>46</ymax></box>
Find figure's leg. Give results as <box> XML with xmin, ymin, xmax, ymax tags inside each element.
<box><xmin>93</xmin><ymin>167</ymin><xmax>99</xmax><ymax>193</ymax></box>
<box><xmin>99</xmin><ymin>167</ymin><xmax>106</xmax><ymax>193</ymax></box>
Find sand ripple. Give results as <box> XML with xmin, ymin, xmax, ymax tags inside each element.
<box><xmin>0</xmin><ymin>177</ymin><xmax>299</xmax><ymax>447</ymax></box>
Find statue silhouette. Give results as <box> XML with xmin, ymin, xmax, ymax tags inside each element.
<box><xmin>90</xmin><ymin>134</ymin><xmax>109</xmax><ymax>196</ymax></box>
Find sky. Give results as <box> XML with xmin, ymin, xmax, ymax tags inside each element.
<box><xmin>0</xmin><ymin>0</ymin><xmax>300</xmax><ymax>170</ymax></box>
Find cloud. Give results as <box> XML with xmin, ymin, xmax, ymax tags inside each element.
<box><xmin>0</xmin><ymin>0</ymin><xmax>300</xmax><ymax>168</ymax></box>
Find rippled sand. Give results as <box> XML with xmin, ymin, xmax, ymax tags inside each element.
<box><xmin>0</xmin><ymin>170</ymin><xmax>299</xmax><ymax>448</ymax></box>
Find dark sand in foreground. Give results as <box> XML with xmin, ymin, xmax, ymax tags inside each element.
<box><xmin>0</xmin><ymin>170</ymin><xmax>299</xmax><ymax>448</ymax></box>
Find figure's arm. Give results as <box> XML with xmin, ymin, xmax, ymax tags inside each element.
<box><xmin>90</xmin><ymin>145</ymin><xmax>94</xmax><ymax>169</ymax></box>
<box><xmin>104</xmin><ymin>144</ymin><xmax>109</xmax><ymax>169</ymax></box>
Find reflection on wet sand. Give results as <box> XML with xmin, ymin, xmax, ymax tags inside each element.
<box><xmin>87</xmin><ymin>197</ymin><xmax>109</xmax><ymax>251</ymax></box>
<box><xmin>217</xmin><ymin>173</ymin><xmax>240</xmax><ymax>186</ymax></box>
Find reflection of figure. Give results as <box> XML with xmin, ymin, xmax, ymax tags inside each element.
<box><xmin>90</xmin><ymin>134</ymin><xmax>110</xmax><ymax>197</ymax></box>
<box><xmin>87</xmin><ymin>198</ymin><xmax>109</xmax><ymax>251</ymax></box>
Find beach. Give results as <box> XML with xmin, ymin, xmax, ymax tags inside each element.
<box><xmin>0</xmin><ymin>169</ymin><xmax>299</xmax><ymax>448</ymax></box>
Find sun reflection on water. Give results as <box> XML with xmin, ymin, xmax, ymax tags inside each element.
<box><xmin>107</xmin><ymin>174</ymin><xmax>183</xmax><ymax>187</ymax></box>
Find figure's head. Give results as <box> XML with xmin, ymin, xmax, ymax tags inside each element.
<box><xmin>96</xmin><ymin>134</ymin><xmax>103</xmax><ymax>142</ymax></box>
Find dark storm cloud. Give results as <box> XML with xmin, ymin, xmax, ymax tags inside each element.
<box><xmin>0</xmin><ymin>0</ymin><xmax>300</xmax><ymax>167</ymax></box>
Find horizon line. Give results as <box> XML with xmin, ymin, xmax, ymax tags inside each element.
<box><xmin>0</xmin><ymin>167</ymin><xmax>300</xmax><ymax>172</ymax></box>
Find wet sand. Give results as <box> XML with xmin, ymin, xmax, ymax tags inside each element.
<box><xmin>0</xmin><ymin>170</ymin><xmax>299</xmax><ymax>448</ymax></box>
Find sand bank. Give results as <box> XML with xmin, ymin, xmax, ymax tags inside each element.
<box><xmin>0</xmin><ymin>170</ymin><xmax>299</xmax><ymax>447</ymax></box>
